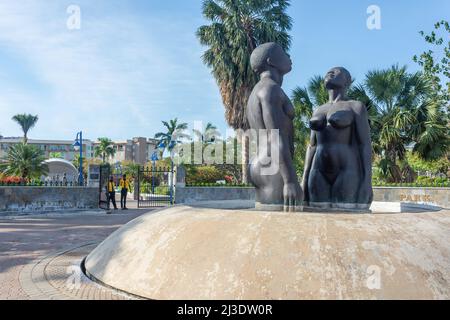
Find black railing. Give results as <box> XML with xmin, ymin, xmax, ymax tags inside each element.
<box><xmin>137</xmin><ymin>166</ymin><xmax>174</xmax><ymax>208</ymax></box>
<box><xmin>0</xmin><ymin>180</ymin><xmax>88</xmax><ymax>187</ymax></box>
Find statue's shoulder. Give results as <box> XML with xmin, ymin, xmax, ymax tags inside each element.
<box><xmin>256</xmin><ymin>79</ymin><xmax>282</xmax><ymax>99</ymax></box>
<box><xmin>313</xmin><ymin>103</ymin><xmax>330</xmax><ymax>115</ymax></box>
<box><xmin>348</xmin><ymin>100</ymin><xmax>367</xmax><ymax>114</ymax></box>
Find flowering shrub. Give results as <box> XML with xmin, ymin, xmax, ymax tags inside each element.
<box><xmin>0</xmin><ymin>176</ymin><xmax>27</xmax><ymax>185</ymax></box>
<box><xmin>0</xmin><ymin>175</ymin><xmax>82</xmax><ymax>187</ymax></box>
<box><xmin>224</xmin><ymin>175</ymin><xmax>234</xmax><ymax>184</ymax></box>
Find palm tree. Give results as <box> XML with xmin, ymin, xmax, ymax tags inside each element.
<box><xmin>0</xmin><ymin>143</ymin><xmax>48</xmax><ymax>179</ymax></box>
<box><xmin>49</xmin><ymin>152</ymin><xmax>63</xmax><ymax>159</ymax></box>
<box><xmin>94</xmin><ymin>138</ymin><xmax>116</xmax><ymax>164</ymax></box>
<box><xmin>193</xmin><ymin>122</ymin><xmax>221</xmax><ymax>145</ymax></box>
<box><xmin>154</xmin><ymin>118</ymin><xmax>189</xmax><ymax>157</ymax></box>
<box><xmin>197</xmin><ymin>0</ymin><xmax>292</xmax><ymax>182</ymax></box>
<box><xmin>410</xmin><ymin>101</ymin><xmax>449</xmax><ymax>161</ymax></box>
<box><xmin>12</xmin><ymin>114</ymin><xmax>39</xmax><ymax>143</ymax></box>
<box><xmin>350</xmin><ymin>65</ymin><xmax>448</xmax><ymax>182</ymax></box>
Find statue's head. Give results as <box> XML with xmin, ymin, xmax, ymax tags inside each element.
<box><xmin>324</xmin><ymin>67</ymin><xmax>352</xmax><ymax>90</ymax></box>
<box><xmin>250</xmin><ymin>42</ymin><xmax>292</xmax><ymax>76</ymax></box>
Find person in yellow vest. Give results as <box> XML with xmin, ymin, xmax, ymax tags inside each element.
<box><xmin>119</xmin><ymin>174</ymin><xmax>130</xmax><ymax>210</ymax></box>
<box><xmin>106</xmin><ymin>176</ymin><xmax>118</xmax><ymax>210</ymax></box>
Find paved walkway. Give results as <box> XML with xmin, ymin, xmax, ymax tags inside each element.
<box><xmin>0</xmin><ymin>209</ymin><xmax>151</xmax><ymax>300</ymax></box>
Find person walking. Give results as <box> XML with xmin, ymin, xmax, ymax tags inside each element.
<box><xmin>107</xmin><ymin>176</ymin><xmax>118</xmax><ymax>211</ymax></box>
<box><xmin>119</xmin><ymin>174</ymin><xmax>130</xmax><ymax>210</ymax></box>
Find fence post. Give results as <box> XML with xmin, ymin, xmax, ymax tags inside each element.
<box><xmin>170</xmin><ymin>162</ymin><xmax>174</xmax><ymax>204</ymax></box>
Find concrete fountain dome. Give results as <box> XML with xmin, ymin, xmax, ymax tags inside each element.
<box><xmin>84</xmin><ymin>204</ymin><xmax>450</xmax><ymax>300</ymax></box>
<box><xmin>44</xmin><ymin>158</ymin><xmax>78</xmax><ymax>181</ymax></box>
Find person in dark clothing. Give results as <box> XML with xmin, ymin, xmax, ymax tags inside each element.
<box><xmin>119</xmin><ymin>174</ymin><xmax>130</xmax><ymax>210</ymax></box>
<box><xmin>107</xmin><ymin>176</ymin><xmax>118</xmax><ymax>210</ymax></box>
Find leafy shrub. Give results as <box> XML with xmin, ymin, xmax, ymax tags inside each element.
<box><xmin>406</xmin><ymin>152</ymin><xmax>449</xmax><ymax>175</ymax></box>
<box><xmin>373</xmin><ymin>176</ymin><xmax>450</xmax><ymax>187</ymax></box>
<box><xmin>154</xmin><ymin>186</ymin><xmax>170</xmax><ymax>195</ymax></box>
<box><xmin>186</xmin><ymin>166</ymin><xmax>226</xmax><ymax>185</ymax></box>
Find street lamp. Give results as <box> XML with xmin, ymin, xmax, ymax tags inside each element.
<box><xmin>168</xmin><ymin>141</ymin><xmax>176</xmax><ymax>205</ymax></box>
<box><xmin>151</xmin><ymin>151</ymin><xmax>159</xmax><ymax>194</ymax></box>
<box><xmin>73</xmin><ymin>131</ymin><xmax>84</xmax><ymax>186</ymax></box>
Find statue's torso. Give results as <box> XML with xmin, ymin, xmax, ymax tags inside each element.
<box><xmin>247</xmin><ymin>78</ymin><xmax>295</xmax><ymax>155</ymax></box>
<box><xmin>310</xmin><ymin>101</ymin><xmax>361</xmax><ymax>179</ymax></box>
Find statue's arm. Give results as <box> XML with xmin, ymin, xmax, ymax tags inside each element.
<box><xmin>302</xmin><ymin>130</ymin><xmax>317</xmax><ymax>201</ymax></box>
<box><xmin>259</xmin><ymin>86</ymin><xmax>297</xmax><ymax>186</ymax></box>
<box><xmin>354</xmin><ymin>102</ymin><xmax>373</xmax><ymax>203</ymax></box>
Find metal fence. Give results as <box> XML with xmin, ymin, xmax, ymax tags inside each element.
<box><xmin>0</xmin><ymin>180</ymin><xmax>88</xmax><ymax>187</ymax></box>
<box><xmin>137</xmin><ymin>166</ymin><xmax>174</xmax><ymax>208</ymax></box>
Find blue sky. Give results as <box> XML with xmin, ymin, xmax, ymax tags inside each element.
<box><xmin>0</xmin><ymin>0</ymin><xmax>448</xmax><ymax>141</ymax></box>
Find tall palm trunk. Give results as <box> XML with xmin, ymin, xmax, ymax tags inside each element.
<box><xmin>387</xmin><ymin>149</ymin><xmax>402</xmax><ymax>182</ymax></box>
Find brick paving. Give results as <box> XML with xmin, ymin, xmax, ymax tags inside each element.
<box><xmin>18</xmin><ymin>243</ymin><xmax>137</xmax><ymax>300</ymax></box>
<box><xmin>0</xmin><ymin>207</ymin><xmax>152</xmax><ymax>300</ymax></box>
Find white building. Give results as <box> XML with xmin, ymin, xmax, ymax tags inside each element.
<box><xmin>0</xmin><ymin>137</ymin><xmax>94</xmax><ymax>162</ymax></box>
<box><xmin>102</xmin><ymin>137</ymin><xmax>159</xmax><ymax>165</ymax></box>
<box><xmin>0</xmin><ymin>136</ymin><xmax>158</xmax><ymax>165</ymax></box>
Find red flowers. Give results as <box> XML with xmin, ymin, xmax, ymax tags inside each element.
<box><xmin>224</xmin><ymin>175</ymin><xmax>233</xmax><ymax>184</ymax></box>
<box><xmin>0</xmin><ymin>176</ymin><xmax>27</xmax><ymax>185</ymax></box>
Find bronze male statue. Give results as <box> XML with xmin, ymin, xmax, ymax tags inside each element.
<box><xmin>302</xmin><ymin>67</ymin><xmax>373</xmax><ymax>211</ymax></box>
<box><xmin>247</xmin><ymin>42</ymin><xmax>303</xmax><ymax>211</ymax></box>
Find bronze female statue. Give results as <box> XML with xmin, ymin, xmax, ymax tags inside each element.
<box><xmin>302</xmin><ymin>67</ymin><xmax>373</xmax><ymax>210</ymax></box>
<box><xmin>247</xmin><ymin>42</ymin><xmax>303</xmax><ymax>211</ymax></box>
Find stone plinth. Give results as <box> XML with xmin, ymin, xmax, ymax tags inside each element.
<box><xmin>175</xmin><ymin>187</ymin><xmax>450</xmax><ymax>209</ymax></box>
<box><xmin>175</xmin><ymin>187</ymin><xmax>255</xmax><ymax>204</ymax></box>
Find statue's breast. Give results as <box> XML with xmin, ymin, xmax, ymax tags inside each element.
<box><xmin>327</xmin><ymin>110</ymin><xmax>354</xmax><ymax>129</ymax></box>
<box><xmin>309</xmin><ymin>116</ymin><xmax>327</xmax><ymax>131</ymax></box>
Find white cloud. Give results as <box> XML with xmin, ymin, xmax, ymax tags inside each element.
<box><xmin>0</xmin><ymin>0</ymin><xmax>224</xmax><ymax>141</ymax></box>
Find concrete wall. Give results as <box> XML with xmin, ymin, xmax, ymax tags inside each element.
<box><xmin>175</xmin><ymin>186</ymin><xmax>449</xmax><ymax>209</ymax></box>
<box><xmin>175</xmin><ymin>187</ymin><xmax>255</xmax><ymax>204</ymax></box>
<box><xmin>373</xmin><ymin>187</ymin><xmax>449</xmax><ymax>209</ymax></box>
<box><xmin>0</xmin><ymin>187</ymin><xmax>99</xmax><ymax>215</ymax></box>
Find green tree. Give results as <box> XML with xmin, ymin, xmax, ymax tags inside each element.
<box><xmin>94</xmin><ymin>138</ymin><xmax>116</xmax><ymax>164</ymax></box>
<box><xmin>351</xmin><ymin>65</ymin><xmax>447</xmax><ymax>182</ymax></box>
<box><xmin>197</xmin><ymin>0</ymin><xmax>292</xmax><ymax>182</ymax></box>
<box><xmin>413</xmin><ymin>20</ymin><xmax>450</xmax><ymax>105</ymax></box>
<box><xmin>73</xmin><ymin>155</ymin><xmax>102</xmax><ymax>178</ymax></box>
<box><xmin>49</xmin><ymin>152</ymin><xmax>63</xmax><ymax>159</ymax></box>
<box><xmin>154</xmin><ymin>118</ymin><xmax>189</xmax><ymax>156</ymax></box>
<box><xmin>12</xmin><ymin>114</ymin><xmax>39</xmax><ymax>143</ymax></box>
<box><xmin>192</xmin><ymin>122</ymin><xmax>221</xmax><ymax>158</ymax></box>
<box><xmin>121</xmin><ymin>161</ymin><xmax>141</xmax><ymax>179</ymax></box>
<box><xmin>193</xmin><ymin>122</ymin><xmax>220</xmax><ymax>145</ymax></box>
<box><xmin>412</xmin><ymin>20</ymin><xmax>450</xmax><ymax>163</ymax></box>
<box><xmin>0</xmin><ymin>143</ymin><xmax>48</xmax><ymax>179</ymax></box>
